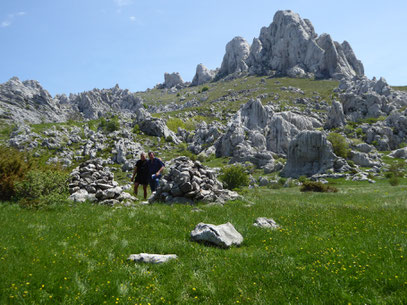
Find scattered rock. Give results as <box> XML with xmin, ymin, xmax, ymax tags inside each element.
<box><xmin>127</xmin><ymin>253</ymin><xmax>177</xmax><ymax>264</ymax></box>
<box><xmin>253</xmin><ymin>217</ymin><xmax>280</xmax><ymax>229</ymax></box>
<box><xmin>190</xmin><ymin>222</ymin><xmax>243</xmax><ymax>248</ymax></box>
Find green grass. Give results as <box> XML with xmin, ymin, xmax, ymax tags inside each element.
<box><xmin>392</xmin><ymin>86</ymin><xmax>407</xmax><ymax>92</ymax></box>
<box><xmin>1</xmin><ymin>180</ymin><xmax>407</xmax><ymax>304</ymax></box>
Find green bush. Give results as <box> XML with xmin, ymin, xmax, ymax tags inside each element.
<box><xmin>327</xmin><ymin>133</ymin><xmax>350</xmax><ymax>159</ymax></box>
<box><xmin>300</xmin><ymin>181</ymin><xmax>338</xmax><ymax>193</ymax></box>
<box><xmin>201</xmin><ymin>86</ymin><xmax>209</xmax><ymax>92</ymax></box>
<box><xmin>166</xmin><ymin>118</ymin><xmax>186</xmax><ymax>132</ymax></box>
<box><xmin>219</xmin><ymin>165</ymin><xmax>249</xmax><ymax>190</ymax></box>
<box><xmin>0</xmin><ymin>146</ymin><xmax>31</xmax><ymax>201</ymax></box>
<box><xmin>388</xmin><ymin>160</ymin><xmax>405</xmax><ymax>178</ymax></box>
<box><xmin>15</xmin><ymin>169</ymin><xmax>69</xmax><ymax>207</ymax></box>
<box><xmin>99</xmin><ymin>116</ymin><xmax>120</xmax><ymax>133</ymax></box>
<box><xmin>389</xmin><ymin>175</ymin><xmax>400</xmax><ymax>186</ymax></box>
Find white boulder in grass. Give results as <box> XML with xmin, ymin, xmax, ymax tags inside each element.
<box><xmin>127</xmin><ymin>253</ymin><xmax>178</xmax><ymax>264</ymax></box>
<box><xmin>190</xmin><ymin>222</ymin><xmax>243</xmax><ymax>248</ymax></box>
<box><xmin>253</xmin><ymin>217</ymin><xmax>280</xmax><ymax>229</ymax></box>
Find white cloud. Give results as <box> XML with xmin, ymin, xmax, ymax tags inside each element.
<box><xmin>129</xmin><ymin>16</ymin><xmax>136</xmax><ymax>22</ymax></box>
<box><xmin>1</xmin><ymin>11</ymin><xmax>27</xmax><ymax>28</ymax></box>
<box><xmin>1</xmin><ymin>21</ymin><xmax>11</xmax><ymax>28</ymax></box>
<box><xmin>114</xmin><ymin>0</ymin><xmax>132</xmax><ymax>7</ymax></box>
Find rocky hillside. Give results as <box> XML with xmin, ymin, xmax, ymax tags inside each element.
<box><xmin>1</xmin><ymin>9</ymin><xmax>407</xmax><ymax>186</ymax></box>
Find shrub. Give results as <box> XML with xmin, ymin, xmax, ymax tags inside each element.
<box><xmin>133</xmin><ymin>124</ymin><xmax>141</xmax><ymax>134</ymax></box>
<box><xmin>201</xmin><ymin>86</ymin><xmax>209</xmax><ymax>92</ymax></box>
<box><xmin>388</xmin><ymin>160</ymin><xmax>405</xmax><ymax>178</ymax></box>
<box><xmin>15</xmin><ymin>169</ymin><xmax>69</xmax><ymax>207</ymax></box>
<box><xmin>99</xmin><ymin>116</ymin><xmax>120</xmax><ymax>133</ymax></box>
<box><xmin>166</xmin><ymin>118</ymin><xmax>186</xmax><ymax>132</ymax></box>
<box><xmin>0</xmin><ymin>146</ymin><xmax>31</xmax><ymax>201</ymax></box>
<box><xmin>388</xmin><ymin>175</ymin><xmax>400</xmax><ymax>186</ymax></box>
<box><xmin>327</xmin><ymin>133</ymin><xmax>350</xmax><ymax>159</ymax></box>
<box><xmin>219</xmin><ymin>165</ymin><xmax>249</xmax><ymax>190</ymax></box>
<box><xmin>298</xmin><ymin>175</ymin><xmax>307</xmax><ymax>183</ymax></box>
<box><xmin>300</xmin><ymin>181</ymin><xmax>338</xmax><ymax>193</ymax></box>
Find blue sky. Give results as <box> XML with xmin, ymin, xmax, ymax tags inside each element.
<box><xmin>0</xmin><ymin>0</ymin><xmax>406</xmax><ymax>96</ymax></box>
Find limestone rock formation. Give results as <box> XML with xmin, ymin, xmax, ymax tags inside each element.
<box><xmin>216</xmin><ymin>36</ymin><xmax>250</xmax><ymax>79</ymax></box>
<box><xmin>325</xmin><ymin>100</ymin><xmax>346</xmax><ymax>129</ymax></box>
<box><xmin>163</xmin><ymin>72</ymin><xmax>184</xmax><ymax>88</ymax></box>
<box><xmin>191</xmin><ymin>64</ymin><xmax>216</xmax><ymax>86</ymax></box>
<box><xmin>216</xmin><ymin>10</ymin><xmax>364</xmax><ymax>80</ymax></box>
<box><xmin>0</xmin><ymin>77</ymin><xmax>67</xmax><ymax>123</ymax></box>
<box><xmin>281</xmin><ymin>131</ymin><xmax>336</xmax><ymax>178</ymax></box>
<box><xmin>190</xmin><ymin>222</ymin><xmax>243</xmax><ymax>248</ymax></box>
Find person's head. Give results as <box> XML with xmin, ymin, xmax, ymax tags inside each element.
<box><xmin>148</xmin><ymin>151</ymin><xmax>155</xmax><ymax>160</ymax></box>
<box><xmin>140</xmin><ymin>152</ymin><xmax>146</xmax><ymax>161</ymax></box>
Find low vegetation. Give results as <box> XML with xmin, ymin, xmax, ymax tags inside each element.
<box><xmin>219</xmin><ymin>164</ymin><xmax>250</xmax><ymax>190</ymax></box>
<box><xmin>1</xmin><ymin>180</ymin><xmax>407</xmax><ymax>304</ymax></box>
<box><xmin>300</xmin><ymin>180</ymin><xmax>338</xmax><ymax>193</ymax></box>
<box><xmin>327</xmin><ymin>132</ymin><xmax>350</xmax><ymax>159</ymax></box>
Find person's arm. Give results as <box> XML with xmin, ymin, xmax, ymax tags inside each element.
<box><xmin>156</xmin><ymin>160</ymin><xmax>165</xmax><ymax>176</ymax></box>
<box><xmin>131</xmin><ymin>165</ymin><xmax>138</xmax><ymax>181</ymax></box>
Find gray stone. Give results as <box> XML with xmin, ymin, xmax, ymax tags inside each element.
<box><xmin>163</xmin><ymin>72</ymin><xmax>184</xmax><ymax>88</ymax></box>
<box><xmin>216</xmin><ymin>36</ymin><xmax>250</xmax><ymax>79</ymax></box>
<box><xmin>190</xmin><ymin>222</ymin><xmax>243</xmax><ymax>248</ymax></box>
<box><xmin>191</xmin><ymin>64</ymin><xmax>216</xmax><ymax>86</ymax></box>
<box><xmin>282</xmin><ymin>131</ymin><xmax>336</xmax><ymax>178</ymax></box>
<box><xmin>253</xmin><ymin>217</ymin><xmax>280</xmax><ymax>229</ymax></box>
<box><xmin>127</xmin><ymin>253</ymin><xmax>177</xmax><ymax>264</ymax></box>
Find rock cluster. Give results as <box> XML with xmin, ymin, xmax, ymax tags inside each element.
<box><xmin>149</xmin><ymin>156</ymin><xmax>239</xmax><ymax>204</ymax></box>
<box><xmin>190</xmin><ymin>222</ymin><xmax>243</xmax><ymax>248</ymax></box>
<box><xmin>68</xmin><ymin>159</ymin><xmax>136</xmax><ymax>205</ymax></box>
<box><xmin>253</xmin><ymin>217</ymin><xmax>280</xmax><ymax>229</ymax></box>
<box><xmin>212</xmin><ymin>10</ymin><xmax>364</xmax><ymax>81</ymax></box>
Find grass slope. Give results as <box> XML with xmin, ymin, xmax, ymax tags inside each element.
<box><xmin>1</xmin><ymin>180</ymin><xmax>407</xmax><ymax>304</ymax></box>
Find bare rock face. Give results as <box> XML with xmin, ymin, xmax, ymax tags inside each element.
<box><xmin>191</xmin><ymin>64</ymin><xmax>216</xmax><ymax>86</ymax></box>
<box><xmin>190</xmin><ymin>222</ymin><xmax>243</xmax><ymax>248</ymax></box>
<box><xmin>281</xmin><ymin>131</ymin><xmax>336</xmax><ymax>178</ymax></box>
<box><xmin>216</xmin><ymin>36</ymin><xmax>250</xmax><ymax>79</ymax></box>
<box><xmin>0</xmin><ymin>77</ymin><xmax>67</xmax><ymax>123</ymax></box>
<box><xmin>67</xmin><ymin>84</ymin><xmax>144</xmax><ymax>119</ymax></box>
<box><xmin>218</xmin><ymin>10</ymin><xmax>364</xmax><ymax>80</ymax></box>
<box><xmin>325</xmin><ymin>100</ymin><xmax>346</xmax><ymax>129</ymax></box>
<box><xmin>163</xmin><ymin>72</ymin><xmax>184</xmax><ymax>88</ymax></box>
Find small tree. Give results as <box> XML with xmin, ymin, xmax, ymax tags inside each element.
<box><xmin>327</xmin><ymin>133</ymin><xmax>350</xmax><ymax>159</ymax></box>
<box><xmin>219</xmin><ymin>164</ymin><xmax>249</xmax><ymax>190</ymax></box>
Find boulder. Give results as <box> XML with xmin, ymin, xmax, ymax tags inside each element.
<box><xmin>281</xmin><ymin>131</ymin><xmax>336</xmax><ymax>178</ymax></box>
<box><xmin>325</xmin><ymin>100</ymin><xmax>345</xmax><ymax>129</ymax></box>
<box><xmin>389</xmin><ymin>147</ymin><xmax>407</xmax><ymax>159</ymax></box>
<box><xmin>190</xmin><ymin>222</ymin><xmax>243</xmax><ymax>248</ymax></box>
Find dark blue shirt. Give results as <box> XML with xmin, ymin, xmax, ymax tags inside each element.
<box><xmin>148</xmin><ymin>158</ymin><xmax>165</xmax><ymax>175</ymax></box>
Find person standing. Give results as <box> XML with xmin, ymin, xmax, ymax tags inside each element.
<box><xmin>131</xmin><ymin>152</ymin><xmax>149</xmax><ymax>199</ymax></box>
<box><xmin>147</xmin><ymin>151</ymin><xmax>165</xmax><ymax>192</ymax></box>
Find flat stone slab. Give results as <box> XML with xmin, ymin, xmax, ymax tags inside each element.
<box><xmin>127</xmin><ymin>253</ymin><xmax>177</xmax><ymax>264</ymax></box>
<box><xmin>190</xmin><ymin>222</ymin><xmax>243</xmax><ymax>248</ymax></box>
<box><xmin>253</xmin><ymin>217</ymin><xmax>280</xmax><ymax>229</ymax></box>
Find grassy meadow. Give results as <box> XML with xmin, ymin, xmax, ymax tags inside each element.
<box><xmin>1</xmin><ymin>179</ymin><xmax>407</xmax><ymax>304</ymax></box>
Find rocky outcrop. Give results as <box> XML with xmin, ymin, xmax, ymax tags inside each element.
<box><xmin>389</xmin><ymin>147</ymin><xmax>407</xmax><ymax>159</ymax></box>
<box><xmin>163</xmin><ymin>72</ymin><xmax>184</xmax><ymax>89</ymax></box>
<box><xmin>191</xmin><ymin>64</ymin><xmax>216</xmax><ymax>86</ymax></box>
<box><xmin>216</xmin><ymin>37</ymin><xmax>250</xmax><ymax>79</ymax></box>
<box><xmin>0</xmin><ymin>77</ymin><xmax>67</xmax><ymax>123</ymax></box>
<box><xmin>281</xmin><ymin>131</ymin><xmax>337</xmax><ymax>178</ymax></box>
<box><xmin>216</xmin><ymin>10</ymin><xmax>364</xmax><ymax>81</ymax></box>
<box><xmin>325</xmin><ymin>100</ymin><xmax>345</xmax><ymax>129</ymax></box>
<box><xmin>68</xmin><ymin>158</ymin><xmax>137</xmax><ymax>205</ymax></box>
<box><xmin>149</xmin><ymin>156</ymin><xmax>239</xmax><ymax>204</ymax></box>
<box><xmin>67</xmin><ymin>84</ymin><xmax>144</xmax><ymax>119</ymax></box>
<box><xmin>187</xmin><ymin>121</ymin><xmax>224</xmax><ymax>155</ymax></box>
<box><xmin>135</xmin><ymin>108</ymin><xmax>180</xmax><ymax>144</ymax></box>
<box><xmin>190</xmin><ymin>222</ymin><xmax>243</xmax><ymax>248</ymax></box>
<box><xmin>253</xmin><ymin>217</ymin><xmax>280</xmax><ymax>229</ymax></box>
